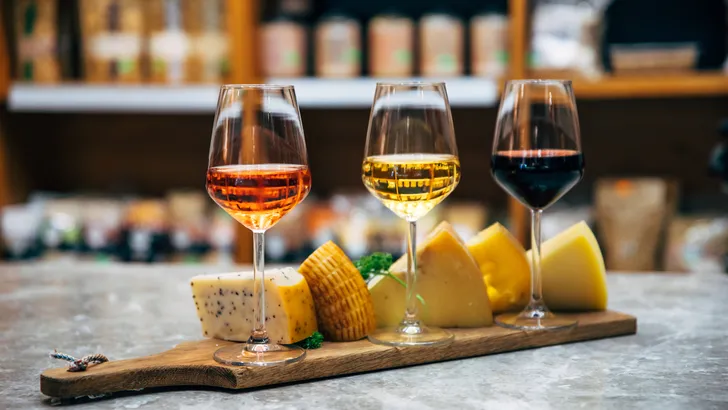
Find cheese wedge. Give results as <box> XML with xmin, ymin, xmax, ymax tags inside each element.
<box><xmin>368</xmin><ymin>221</ymin><xmax>493</xmax><ymax>328</ymax></box>
<box><xmin>299</xmin><ymin>241</ymin><xmax>377</xmax><ymax>341</ymax></box>
<box><xmin>528</xmin><ymin>221</ymin><xmax>608</xmax><ymax>311</ymax></box>
<box><xmin>466</xmin><ymin>223</ymin><xmax>530</xmax><ymax>313</ymax></box>
<box><xmin>190</xmin><ymin>267</ymin><xmax>318</xmax><ymax>343</ymax></box>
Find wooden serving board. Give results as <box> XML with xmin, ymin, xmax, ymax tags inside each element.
<box><xmin>41</xmin><ymin>310</ymin><xmax>636</xmax><ymax>399</ymax></box>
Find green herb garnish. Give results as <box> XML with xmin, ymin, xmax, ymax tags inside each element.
<box><xmin>354</xmin><ymin>253</ymin><xmax>426</xmax><ymax>306</ymax></box>
<box><xmin>354</xmin><ymin>252</ymin><xmax>393</xmax><ymax>280</ymax></box>
<box><xmin>295</xmin><ymin>331</ymin><xmax>324</xmax><ymax>349</ymax></box>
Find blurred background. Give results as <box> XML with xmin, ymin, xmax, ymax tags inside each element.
<box><xmin>1</xmin><ymin>0</ymin><xmax>728</xmax><ymax>273</ymax></box>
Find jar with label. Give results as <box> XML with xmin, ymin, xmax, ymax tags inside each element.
<box><xmin>315</xmin><ymin>13</ymin><xmax>361</xmax><ymax>78</ymax></box>
<box><xmin>260</xmin><ymin>16</ymin><xmax>307</xmax><ymax>78</ymax></box>
<box><xmin>15</xmin><ymin>0</ymin><xmax>61</xmax><ymax>83</ymax></box>
<box><xmin>368</xmin><ymin>13</ymin><xmax>414</xmax><ymax>77</ymax></box>
<box><xmin>470</xmin><ymin>12</ymin><xmax>509</xmax><ymax>77</ymax></box>
<box><xmin>147</xmin><ymin>0</ymin><xmax>190</xmax><ymax>84</ymax></box>
<box><xmin>419</xmin><ymin>11</ymin><xmax>464</xmax><ymax>77</ymax></box>
<box><xmin>79</xmin><ymin>0</ymin><xmax>144</xmax><ymax>83</ymax></box>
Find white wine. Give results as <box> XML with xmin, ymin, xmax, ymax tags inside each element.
<box><xmin>362</xmin><ymin>153</ymin><xmax>461</xmax><ymax>220</ymax></box>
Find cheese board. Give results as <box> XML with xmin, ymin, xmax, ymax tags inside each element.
<box><xmin>41</xmin><ymin>310</ymin><xmax>636</xmax><ymax>399</ymax></box>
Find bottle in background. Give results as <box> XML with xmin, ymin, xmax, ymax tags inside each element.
<box><xmin>183</xmin><ymin>0</ymin><xmax>228</xmax><ymax>83</ymax></box>
<box><xmin>419</xmin><ymin>11</ymin><xmax>464</xmax><ymax>77</ymax></box>
<box><xmin>203</xmin><ymin>208</ymin><xmax>235</xmax><ymax>265</ymax></box>
<box><xmin>81</xmin><ymin>199</ymin><xmax>123</xmax><ymax>262</ymax></box>
<box><xmin>315</xmin><ymin>12</ymin><xmax>361</xmax><ymax>78</ymax></box>
<box><xmin>39</xmin><ymin>198</ymin><xmax>83</xmax><ymax>261</ymax></box>
<box><xmin>1</xmin><ymin>204</ymin><xmax>43</xmax><ymax>261</ymax></box>
<box><xmin>368</xmin><ymin>12</ymin><xmax>414</xmax><ymax>77</ymax></box>
<box><xmin>147</xmin><ymin>0</ymin><xmax>189</xmax><ymax>84</ymax></box>
<box><xmin>14</xmin><ymin>0</ymin><xmax>61</xmax><ymax>82</ymax></box>
<box><xmin>119</xmin><ymin>200</ymin><xmax>170</xmax><ymax>263</ymax></box>
<box><xmin>167</xmin><ymin>191</ymin><xmax>209</xmax><ymax>263</ymax></box>
<box><xmin>79</xmin><ymin>0</ymin><xmax>144</xmax><ymax>83</ymax></box>
<box><xmin>470</xmin><ymin>10</ymin><xmax>509</xmax><ymax>77</ymax></box>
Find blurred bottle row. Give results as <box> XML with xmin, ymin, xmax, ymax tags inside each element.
<box><xmin>0</xmin><ymin>190</ymin><xmax>487</xmax><ymax>265</ymax></box>
<box><xmin>8</xmin><ymin>0</ymin><xmax>229</xmax><ymax>84</ymax></box>
<box><xmin>2</xmin><ymin>181</ymin><xmax>727</xmax><ymax>272</ymax></box>
<box><xmin>1</xmin><ymin>191</ymin><xmax>235</xmax><ymax>263</ymax></box>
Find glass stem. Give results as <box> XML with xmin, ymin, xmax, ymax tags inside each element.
<box><xmin>404</xmin><ymin>220</ymin><xmax>418</xmax><ymax>323</ymax></box>
<box><xmin>528</xmin><ymin>209</ymin><xmax>545</xmax><ymax>312</ymax></box>
<box><xmin>249</xmin><ymin>230</ymin><xmax>269</xmax><ymax>344</ymax></box>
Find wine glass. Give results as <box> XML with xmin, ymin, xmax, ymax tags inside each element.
<box><xmin>206</xmin><ymin>85</ymin><xmax>311</xmax><ymax>365</ymax></box>
<box><xmin>362</xmin><ymin>82</ymin><xmax>460</xmax><ymax>346</ymax></box>
<box><xmin>491</xmin><ymin>79</ymin><xmax>584</xmax><ymax>330</ymax></box>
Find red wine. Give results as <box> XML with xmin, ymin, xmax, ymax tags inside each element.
<box><xmin>491</xmin><ymin>149</ymin><xmax>584</xmax><ymax>210</ymax></box>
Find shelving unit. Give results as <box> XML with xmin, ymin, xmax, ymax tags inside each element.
<box><xmin>1</xmin><ymin>0</ymin><xmax>728</xmax><ymax>259</ymax></box>
<box><xmin>572</xmin><ymin>73</ymin><xmax>728</xmax><ymax>99</ymax></box>
<box><xmin>7</xmin><ymin>78</ymin><xmax>499</xmax><ymax>112</ymax></box>
<box><xmin>8</xmin><ymin>84</ymin><xmax>221</xmax><ymax>113</ymax></box>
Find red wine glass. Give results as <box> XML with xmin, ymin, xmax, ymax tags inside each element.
<box><xmin>491</xmin><ymin>80</ymin><xmax>584</xmax><ymax>330</ymax></box>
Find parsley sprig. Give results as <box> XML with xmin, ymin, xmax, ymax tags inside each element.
<box><xmin>354</xmin><ymin>252</ymin><xmax>426</xmax><ymax>306</ymax></box>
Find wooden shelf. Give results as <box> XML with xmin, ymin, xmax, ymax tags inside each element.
<box><xmin>571</xmin><ymin>73</ymin><xmax>728</xmax><ymax>99</ymax></box>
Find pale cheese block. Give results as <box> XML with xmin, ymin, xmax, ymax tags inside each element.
<box><xmin>190</xmin><ymin>267</ymin><xmax>318</xmax><ymax>343</ymax></box>
<box><xmin>368</xmin><ymin>221</ymin><xmax>493</xmax><ymax>328</ymax></box>
<box><xmin>466</xmin><ymin>222</ymin><xmax>530</xmax><ymax>313</ymax></box>
<box><xmin>528</xmin><ymin>221</ymin><xmax>608</xmax><ymax>311</ymax></box>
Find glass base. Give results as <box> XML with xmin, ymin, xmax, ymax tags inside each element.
<box><xmin>213</xmin><ymin>343</ymin><xmax>306</xmax><ymax>367</ymax></box>
<box><xmin>368</xmin><ymin>321</ymin><xmax>454</xmax><ymax>347</ymax></box>
<box><xmin>496</xmin><ymin>308</ymin><xmax>578</xmax><ymax>331</ymax></box>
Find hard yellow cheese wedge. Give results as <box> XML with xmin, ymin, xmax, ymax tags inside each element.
<box><xmin>466</xmin><ymin>223</ymin><xmax>530</xmax><ymax>313</ymax></box>
<box><xmin>299</xmin><ymin>241</ymin><xmax>377</xmax><ymax>341</ymax></box>
<box><xmin>529</xmin><ymin>221</ymin><xmax>608</xmax><ymax>311</ymax></box>
<box><xmin>190</xmin><ymin>267</ymin><xmax>318</xmax><ymax>343</ymax></box>
<box><xmin>368</xmin><ymin>221</ymin><xmax>493</xmax><ymax>328</ymax></box>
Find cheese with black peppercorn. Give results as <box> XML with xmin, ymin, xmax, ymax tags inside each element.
<box><xmin>190</xmin><ymin>267</ymin><xmax>318</xmax><ymax>344</ymax></box>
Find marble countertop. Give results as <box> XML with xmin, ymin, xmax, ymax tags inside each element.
<box><xmin>0</xmin><ymin>263</ymin><xmax>726</xmax><ymax>409</ymax></box>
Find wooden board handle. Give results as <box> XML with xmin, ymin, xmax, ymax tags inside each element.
<box><xmin>42</xmin><ymin>340</ymin><xmax>241</xmax><ymax>398</ymax></box>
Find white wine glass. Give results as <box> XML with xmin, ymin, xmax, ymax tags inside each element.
<box><xmin>206</xmin><ymin>85</ymin><xmax>311</xmax><ymax>365</ymax></box>
<box><xmin>362</xmin><ymin>82</ymin><xmax>460</xmax><ymax>346</ymax></box>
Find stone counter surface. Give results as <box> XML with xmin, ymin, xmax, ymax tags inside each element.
<box><xmin>0</xmin><ymin>263</ymin><xmax>726</xmax><ymax>409</ymax></box>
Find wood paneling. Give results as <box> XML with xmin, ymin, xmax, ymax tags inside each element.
<box><xmin>227</xmin><ymin>0</ymin><xmax>260</xmax><ymax>85</ymax></box>
<box><xmin>0</xmin><ymin>8</ymin><xmax>11</xmax><ymax>210</ymax></box>
<box><xmin>5</xmin><ymin>96</ymin><xmax>728</xmax><ymax>223</ymax></box>
<box><xmin>0</xmin><ymin>9</ymin><xmax>9</xmax><ymax>102</ymax></box>
<box><xmin>4</xmin><ymin>113</ymin><xmax>213</xmax><ymax>199</ymax></box>
<box><xmin>506</xmin><ymin>0</ymin><xmax>529</xmax><ymax>243</ymax></box>
<box><xmin>226</xmin><ymin>0</ymin><xmax>260</xmax><ymax>264</ymax></box>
